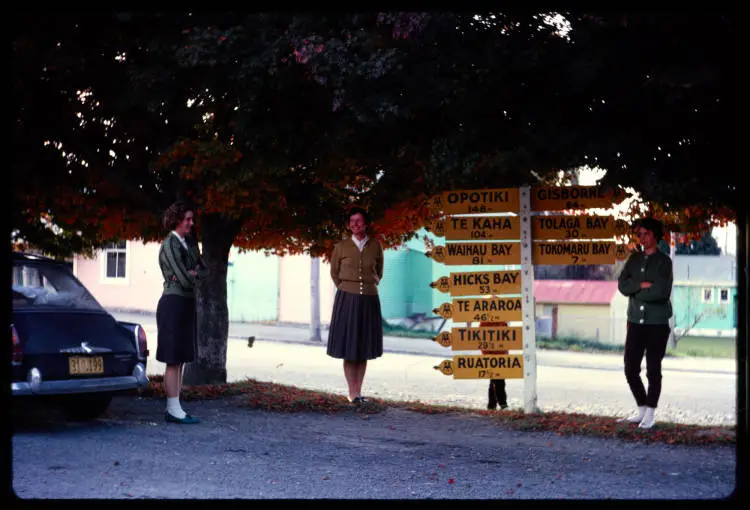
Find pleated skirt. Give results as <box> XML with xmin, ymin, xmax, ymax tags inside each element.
<box><xmin>155</xmin><ymin>294</ymin><xmax>197</xmax><ymax>365</ymax></box>
<box><xmin>326</xmin><ymin>289</ymin><xmax>383</xmax><ymax>362</ymax></box>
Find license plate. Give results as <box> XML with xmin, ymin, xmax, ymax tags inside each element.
<box><xmin>69</xmin><ymin>356</ymin><xmax>104</xmax><ymax>375</ymax></box>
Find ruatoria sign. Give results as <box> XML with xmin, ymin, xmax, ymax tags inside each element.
<box><xmin>434</xmin><ymin>355</ymin><xmax>524</xmax><ymax>379</ymax></box>
<box><xmin>429</xmin><ymin>270</ymin><xmax>522</xmax><ymax>296</ymax></box>
<box><xmin>429</xmin><ymin>216</ymin><xmax>521</xmax><ymax>241</ymax></box>
<box><xmin>433</xmin><ymin>326</ymin><xmax>523</xmax><ymax>351</ymax></box>
<box><xmin>433</xmin><ymin>297</ymin><xmax>523</xmax><ymax>323</ymax></box>
<box><xmin>531</xmin><ymin>185</ymin><xmax>628</xmax><ymax>211</ymax></box>
<box><xmin>430</xmin><ymin>188</ymin><xmax>520</xmax><ymax>215</ymax></box>
<box><xmin>427</xmin><ymin>242</ymin><xmax>521</xmax><ymax>266</ymax></box>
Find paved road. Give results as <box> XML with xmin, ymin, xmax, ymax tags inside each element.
<box><xmin>113</xmin><ymin>311</ymin><xmax>737</xmax><ymax>426</ymax></box>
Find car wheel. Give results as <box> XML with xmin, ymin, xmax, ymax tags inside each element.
<box><xmin>61</xmin><ymin>394</ymin><xmax>113</xmax><ymax>421</ymax></box>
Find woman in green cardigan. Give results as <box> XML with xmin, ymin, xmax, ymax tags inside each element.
<box><xmin>156</xmin><ymin>201</ymin><xmax>208</xmax><ymax>424</ymax></box>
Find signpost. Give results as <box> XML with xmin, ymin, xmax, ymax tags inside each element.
<box><xmin>427</xmin><ymin>184</ymin><xmax>629</xmax><ymax>414</ymax></box>
<box><xmin>429</xmin><ymin>270</ymin><xmax>522</xmax><ymax>296</ymax></box>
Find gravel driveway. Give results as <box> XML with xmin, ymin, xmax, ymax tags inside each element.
<box><xmin>12</xmin><ymin>395</ymin><xmax>737</xmax><ymax>499</ymax></box>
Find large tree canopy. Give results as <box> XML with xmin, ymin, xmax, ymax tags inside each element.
<box><xmin>13</xmin><ymin>11</ymin><xmax>737</xmax><ymax>383</ymax></box>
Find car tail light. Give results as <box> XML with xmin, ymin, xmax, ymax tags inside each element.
<box><xmin>137</xmin><ymin>326</ymin><xmax>149</xmax><ymax>358</ymax></box>
<box><xmin>11</xmin><ymin>324</ymin><xmax>23</xmax><ymax>365</ymax></box>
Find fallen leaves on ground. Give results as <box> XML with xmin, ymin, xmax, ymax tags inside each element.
<box><xmin>137</xmin><ymin>375</ymin><xmax>735</xmax><ymax>446</ymax></box>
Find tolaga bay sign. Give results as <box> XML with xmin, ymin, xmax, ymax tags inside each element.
<box><xmin>427</xmin><ymin>242</ymin><xmax>521</xmax><ymax>265</ymax></box>
<box><xmin>433</xmin><ymin>297</ymin><xmax>523</xmax><ymax>323</ymax></box>
<box><xmin>429</xmin><ymin>270</ymin><xmax>522</xmax><ymax>296</ymax></box>
<box><xmin>532</xmin><ymin>215</ymin><xmax>628</xmax><ymax>240</ymax></box>
<box><xmin>433</xmin><ymin>326</ymin><xmax>523</xmax><ymax>351</ymax></box>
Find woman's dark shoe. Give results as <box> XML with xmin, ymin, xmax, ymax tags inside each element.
<box><xmin>165</xmin><ymin>412</ymin><xmax>200</xmax><ymax>424</ymax></box>
<box><xmin>499</xmin><ymin>403</ymin><xmax>508</xmax><ymax>410</ymax></box>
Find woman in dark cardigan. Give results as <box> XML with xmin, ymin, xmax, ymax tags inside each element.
<box><xmin>156</xmin><ymin>201</ymin><xmax>208</xmax><ymax>424</ymax></box>
<box><xmin>327</xmin><ymin>207</ymin><xmax>384</xmax><ymax>403</ymax></box>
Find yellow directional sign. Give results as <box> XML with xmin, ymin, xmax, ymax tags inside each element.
<box><xmin>429</xmin><ymin>270</ymin><xmax>522</xmax><ymax>296</ymax></box>
<box><xmin>532</xmin><ymin>215</ymin><xmax>627</xmax><ymax>240</ymax></box>
<box><xmin>433</xmin><ymin>326</ymin><xmax>523</xmax><ymax>351</ymax></box>
<box><xmin>429</xmin><ymin>216</ymin><xmax>520</xmax><ymax>241</ymax></box>
<box><xmin>427</xmin><ymin>242</ymin><xmax>521</xmax><ymax>266</ymax></box>
<box><xmin>433</xmin><ymin>297</ymin><xmax>523</xmax><ymax>323</ymax></box>
<box><xmin>430</xmin><ymin>188</ymin><xmax>520</xmax><ymax>215</ymax></box>
<box><xmin>533</xmin><ymin>240</ymin><xmax>617</xmax><ymax>265</ymax></box>
<box><xmin>531</xmin><ymin>186</ymin><xmax>628</xmax><ymax>211</ymax></box>
<box><xmin>435</xmin><ymin>355</ymin><xmax>524</xmax><ymax>379</ymax></box>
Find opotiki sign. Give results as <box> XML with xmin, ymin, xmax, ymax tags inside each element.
<box><xmin>433</xmin><ymin>297</ymin><xmax>523</xmax><ymax>323</ymax></box>
<box><xmin>427</xmin><ymin>242</ymin><xmax>521</xmax><ymax>265</ymax></box>
<box><xmin>431</xmin><ymin>188</ymin><xmax>520</xmax><ymax>215</ymax></box>
<box><xmin>429</xmin><ymin>216</ymin><xmax>521</xmax><ymax>241</ymax></box>
<box><xmin>531</xmin><ymin>185</ymin><xmax>628</xmax><ymax>211</ymax></box>
<box><xmin>533</xmin><ymin>240</ymin><xmax>617</xmax><ymax>265</ymax></box>
<box><xmin>433</xmin><ymin>326</ymin><xmax>523</xmax><ymax>351</ymax></box>
<box><xmin>434</xmin><ymin>355</ymin><xmax>524</xmax><ymax>379</ymax></box>
<box><xmin>532</xmin><ymin>215</ymin><xmax>628</xmax><ymax>240</ymax></box>
<box><xmin>429</xmin><ymin>270</ymin><xmax>522</xmax><ymax>296</ymax></box>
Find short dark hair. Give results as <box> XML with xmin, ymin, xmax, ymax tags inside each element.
<box><xmin>634</xmin><ymin>217</ymin><xmax>665</xmax><ymax>240</ymax></box>
<box><xmin>347</xmin><ymin>206</ymin><xmax>370</xmax><ymax>225</ymax></box>
<box><xmin>163</xmin><ymin>201</ymin><xmax>193</xmax><ymax>231</ymax></box>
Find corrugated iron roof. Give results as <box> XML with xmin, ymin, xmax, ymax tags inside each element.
<box><xmin>534</xmin><ymin>280</ymin><xmax>619</xmax><ymax>305</ymax></box>
<box><xmin>673</xmin><ymin>255</ymin><xmax>736</xmax><ymax>282</ymax></box>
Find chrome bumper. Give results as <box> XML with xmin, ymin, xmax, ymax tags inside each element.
<box><xmin>12</xmin><ymin>363</ymin><xmax>149</xmax><ymax>396</ymax></box>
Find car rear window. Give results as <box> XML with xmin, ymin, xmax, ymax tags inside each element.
<box><xmin>12</xmin><ymin>262</ymin><xmax>104</xmax><ymax>311</ymax></box>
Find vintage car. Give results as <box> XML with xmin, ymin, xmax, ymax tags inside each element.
<box><xmin>11</xmin><ymin>252</ymin><xmax>149</xmax><ymax>420</ymax></box>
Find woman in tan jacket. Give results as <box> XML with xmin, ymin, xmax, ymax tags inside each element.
<box><xmin>327</xmin><ymin>206</ymin><xmax>384</xmax><ymax>403</ymax></box>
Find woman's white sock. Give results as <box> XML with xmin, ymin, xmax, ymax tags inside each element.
<box><xmin>166</xmin><ymin>397</ymin><xmax>186</xmax><ymax>419</ymax></box>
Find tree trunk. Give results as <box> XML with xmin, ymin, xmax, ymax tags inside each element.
<box><xmin>310</xmin><ymin>256</ymin><xmax>322</xmax><ymax>342</ymax></box>
<box><xmin>183</xmin><ymin>214</ymin><xmax>239</xmax><ymax>386</ymax></box>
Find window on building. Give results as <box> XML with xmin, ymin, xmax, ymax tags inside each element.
<box><xmin>103</xmin><ymin>241</ymin><xmax>127</xmax><ymax>279</ymax></box>
<box><xmin>701</xmin><ymin>287</ymin><xmax>713</xmax><ymax>304</ymax></box>
<box><xmin>719</xmin><ymin>288</ymin><xmax>729</xmax><ymax>304</ymax></box>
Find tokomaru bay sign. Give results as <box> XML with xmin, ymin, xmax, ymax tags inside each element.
<box><xmin>433</xmin><ymin>326</ymin><xmax>523</xmax><ymax>351</ymax></box>
<box><xmin>434</xmin><ymin>355</ymin><xmax>524</xmax><ymax>379</ymax></box>
<box><xmin>433</xmin><ymin>297</ymin><xmax>523</xmax><ymax>323</ymax></box>
<box><xmin>533</xmin><ymin>240</ymin><xmax>617</xmax><ymax>265</ymax></box>
<box><xmin>429</xmin><ymin>270</ymin><xmax>522</xmax><ymax>296</ymax></box>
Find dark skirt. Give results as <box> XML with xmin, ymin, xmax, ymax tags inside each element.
<box><xmin>155</xmin><ymin>294</ymin><xmax>197</xmax><ymax>365</ymax></box>
<box><xmin>326</xmin><ymin>289</ymin><xmax>383</xmax><ymax>362</ymax></box>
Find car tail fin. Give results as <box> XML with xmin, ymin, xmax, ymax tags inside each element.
<box><xmin>11</xmin><ymin>324</ymin><xmax>23</xmax><ymax>365</ymax></box>
<box><xmin>137</xmin><ymin>325</ymin><xmax>149</xmax><ymax>359</ymax></box>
